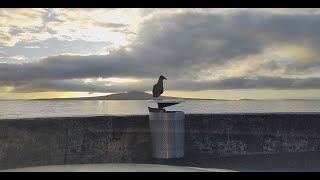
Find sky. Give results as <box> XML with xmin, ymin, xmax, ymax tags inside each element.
<box><xmin>1</xmin><ymin>8</ymin><xmax>320</xmax><ymax>100</ymax></box>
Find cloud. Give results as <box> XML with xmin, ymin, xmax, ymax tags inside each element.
<box><xmin>0</xmin><ymin>8</ymin><xmax>141</xmax><ymax>47</ymax></box>
<box><xmin>12</xmin><ymin>80</ymin><xmax>111</xmax><ymax>93</ymax></box>
<box><xmin>24</xmin><ymin>46</ymin><xmax>41</xmax><ymax>49</ymax></box>
<box><xmin>11</xmin><ymin>79</ymin><xmax>151</xmax><ymax>93</ymax></box>
<box><xmin>0</xmin><ymin>55</ymin><xmax>27</xmax><ymax>62</ymax></box>
<box><xmin>94</xmin><ymin>22</ymin><xmax>129</xmax><ymax>28</ymax></box>
<box><xmin>0</xmin><ymin>53</ymin><xmax>150</xmax><ymax>81</ymax></box>
<box><xmin>9</xmin><ymin>56</ymin><xmax>26</xmax><ymax>60</ymax></box>
<box><xmin>128</xmin><ymin>10</ymin><xmax>320</xmax><ymax>79</ymax></box>
<box><xmin>2</xmin><ymin>9</ymin><xmax>320</xmax><ymax>93</ymax></box>
<box><xmin>0</xmin><ymin>50</ymin><xmax>7</xmax><ymax>57</ymax></box>
<box><xmin>46</xmin><ymin>8</ymin><xmax>141</xmax><ymax>47</ymax></box>
<box><xmin>0</xmin><ymin>8</ymin><xmax>47</xmax><ymax>46</ymax></box>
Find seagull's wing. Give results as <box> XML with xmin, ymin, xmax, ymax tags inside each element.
<box><xmin>152</xmin><ymin>84</ymin><xmax>157</xmax><ymax>97</ymax></box>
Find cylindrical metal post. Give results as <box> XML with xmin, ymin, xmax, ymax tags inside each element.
<box><xmin>149</xmin><ymin>111</ymin><xmax>185</xmax><ymax>159</ymax></box>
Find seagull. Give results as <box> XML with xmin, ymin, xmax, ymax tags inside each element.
<box><xmin>152</xmin><ymin>75</ymin><xmax>167</xmax><ymax>101</ymax></box>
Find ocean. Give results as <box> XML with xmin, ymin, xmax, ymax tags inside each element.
<box><xmin>0</xmin><ymin>99</ymin><xmax>320</xmax><ymax>119</ymax></box>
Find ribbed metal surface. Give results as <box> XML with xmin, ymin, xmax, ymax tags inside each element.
<box><xmin>149</xmin><ymin>111</ymin><xmax>185</xmax><ymax>159</ymax></box>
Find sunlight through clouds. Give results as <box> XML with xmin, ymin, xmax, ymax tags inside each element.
<box><xmin>47</xmin><ymin>8</ymin><xmax>141</xmax><ymax>49</ymax></box>
<box><xmin>97</xmin><ymin>77</ymin><xmax>141</xmax><ymax>83</ymax></box>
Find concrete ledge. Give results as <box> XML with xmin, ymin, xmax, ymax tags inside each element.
<box><xmin>0</xmin><ymin>113</ymin><xmax>320</xmax><ymax>170</ymax></box>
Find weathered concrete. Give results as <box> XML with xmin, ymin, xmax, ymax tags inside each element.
<box><xmin>0</xmin><ymin>115</ymin><xmax>152</xmax><ymax>170</ymax></box>
<box><xmin>0</xmin><ymin>113</ymin><xmax>320</xmax><ymax>170</ymax></box>
<box><xmin>185</xmin><ymin>113</ymin><xmax>320</xmax><ymax>159</ymax></box>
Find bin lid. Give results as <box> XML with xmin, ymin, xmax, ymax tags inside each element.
<box><xmin>147</xmin><ymin>99</ymin><xmax>185</xmax><ymax>108</ymax></box>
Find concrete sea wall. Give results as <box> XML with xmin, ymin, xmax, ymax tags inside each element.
<box><xmin>0</xmin><ymin>113</ymin><xmax>320</xmax><ymax>170</ymax></box>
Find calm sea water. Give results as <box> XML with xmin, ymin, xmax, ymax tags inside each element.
<box><xmin>0</xmin><ymin>100</ymin><xmax>320</xmax><ymax>119</ymax></box>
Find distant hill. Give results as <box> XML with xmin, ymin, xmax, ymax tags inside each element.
<box><xmin>105</xmin><ymin>91</ymin><xmax>169</xmax><ymax>100</ymax></box>
<box><xmin>30</xmin><ymin>91</ymin><xmax>201</xmax><ymax>101</ymax></box>
<box><xmin>105</xmin><ymin>91</ymin><xmax>179</xmax><ymax>100</ymax></box>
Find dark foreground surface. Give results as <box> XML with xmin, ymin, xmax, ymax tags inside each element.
<box><xmin>2</xmin><ymin>152</ymin><xmax>320</xmax><ymax>172</ymax></box>
<box><xmin>152</xmin><ymin>152</ymin><xmax>320</xmax><ymax>172</ymax></box>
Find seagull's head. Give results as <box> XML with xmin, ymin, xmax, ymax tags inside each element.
<box><xmin>160</xmin><ymin>75</ymin><xmax>167</xmax><ymax>80</ymax></box>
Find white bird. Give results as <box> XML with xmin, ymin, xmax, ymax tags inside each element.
<box><xmin>152</xmin><ymin>75</ymin><xmax>167</xmax><ymax>101</ymax></box>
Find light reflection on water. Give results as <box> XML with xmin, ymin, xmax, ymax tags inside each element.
<box><xmin>0</xmin><ymin>100</ymin><xmax>320</xmax><ymax>119</ymax></box>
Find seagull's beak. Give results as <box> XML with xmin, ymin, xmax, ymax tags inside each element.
<box><xmin>164</xmin><ymin>77</ymin><xmax>167</xmax><ymax>80</ymax></box>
